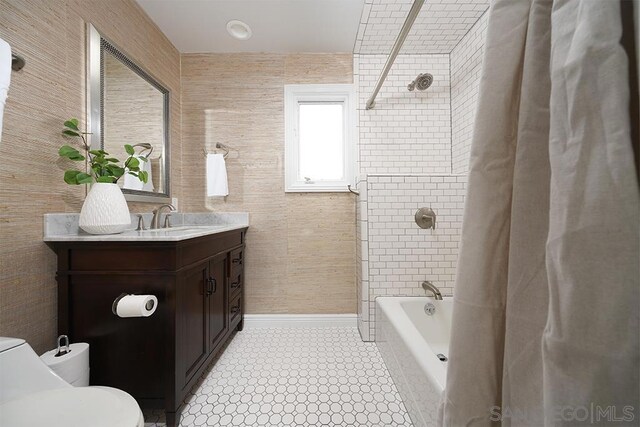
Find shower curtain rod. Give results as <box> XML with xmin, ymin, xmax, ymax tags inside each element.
<box><xmin>365</xmin><ymin>0</ymin><xmax>425</xmax><ymax>110</ymax></box>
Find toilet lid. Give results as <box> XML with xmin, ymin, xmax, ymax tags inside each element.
<box><xmin>0</xmin><ymin>386</ymin><xmax>143</xmax><ymax>427</ymax></box>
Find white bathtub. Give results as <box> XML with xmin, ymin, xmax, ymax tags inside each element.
<box><xmin>376</xmin><ymin>296</ymin><xmax>452</xmax><ymax>427</ymax></box>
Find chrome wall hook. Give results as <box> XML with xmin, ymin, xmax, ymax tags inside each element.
<box><xmin>11</xmin><ymin>53</ymin><xmax>25</xmax><ymax>72</ymax></box>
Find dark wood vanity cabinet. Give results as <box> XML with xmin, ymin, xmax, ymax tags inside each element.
<box><xmin>51</xmin><ymin>228</ymin><xmax>247</xmax><ymax>427</ymax></box>
<box><xmin>178</xmin><ymin>253</ymin><xmax>229</xmax><ymax>391</ymax></box>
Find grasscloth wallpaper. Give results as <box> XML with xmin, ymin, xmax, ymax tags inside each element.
<box><xmin>180</xmin><ymin>53</ymin><xmax>356</xmax><ymax>315</ymax></box>
<box><xmin>0</xmin><ymin>2</ymin><xmax>356</xmax><ymax>354</ymax></box>
<box><xmin>0</xmin><ymin>0</ymin><xmax>182</xmax><ymax>354</ymax></box>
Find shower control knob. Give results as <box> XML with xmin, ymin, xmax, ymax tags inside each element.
<box><xmin>415</xmin><ymin>207</ymin><xmax>436</xmax><ymax>229</ymax></box>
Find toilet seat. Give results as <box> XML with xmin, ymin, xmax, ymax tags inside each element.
<box><xmin>0</xmin><ymin>386</ymin><xmax>143</xmax><ymax>427</ymax></box>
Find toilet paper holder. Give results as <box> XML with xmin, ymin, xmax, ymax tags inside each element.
<box><xmin>112</xmin><ymin>293</ymin><xmax>127</xmax><ymax>315</ymax></box>
<box><xmin>55</xmin><ymin>335</ymin><xmax>71</xmax><ymax>357</ymax></box>
<box><xmin>112</xmin><ymin>293</ymin><xmax>157</xmax><ymax>316</ymax></box>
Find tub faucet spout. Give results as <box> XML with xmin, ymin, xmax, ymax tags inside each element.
<box><xmin>421</xmin><ymin>281</ymin><xmax>443</xmax><ymax>300</ymax></box>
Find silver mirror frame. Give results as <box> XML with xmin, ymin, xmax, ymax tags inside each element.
<box><xmin>87</xmin><ymin>24</ymin><xmax>171</xmax><ymax>203</ymax></box>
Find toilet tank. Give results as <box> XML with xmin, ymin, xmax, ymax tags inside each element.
<box><xmin>0</xmin><ymin>337</ymin><xmax>70</xmax><ymax>404</ymax></box>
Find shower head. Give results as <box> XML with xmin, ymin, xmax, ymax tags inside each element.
<box><xmin>408</xmin><ymin>73</ymin><xmax>433</xmax><ymax>91</ymax></box>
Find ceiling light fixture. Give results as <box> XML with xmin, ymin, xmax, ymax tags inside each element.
<box><xmin>226</xmin><ymin>20</ymin><xmax>252</xmax><ymax>41</ymax></box>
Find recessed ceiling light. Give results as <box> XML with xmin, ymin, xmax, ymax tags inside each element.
<box><xmin>226</xmin><ymin>20</ymin><xmax>252</xmax><ymax>41</ymax></box>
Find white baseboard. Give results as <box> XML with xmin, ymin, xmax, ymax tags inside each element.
<box><xmin>243</xmin><ymin>314</ymin><xmax>357</xmax><ymax>328</ymax></box>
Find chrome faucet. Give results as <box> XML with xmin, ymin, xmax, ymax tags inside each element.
<box><xmin>150</xmin><ymin>204</ymin><xmax>175</xmax><ymax>229</ymax></box>
<box><xmin>421</xmin><ymin>281</ymin><xmax>443</xmax><ymax>300</ymax></box>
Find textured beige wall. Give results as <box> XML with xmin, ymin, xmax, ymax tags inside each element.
<box><xmin>181</xmin><ymin>53</ymin><xmax>356</xmax><ymax>314</ymax></box>
<box><xmin>0</xmin><ymin>0</ymin><xmax>181</xmax><ymax>354</ymax></box>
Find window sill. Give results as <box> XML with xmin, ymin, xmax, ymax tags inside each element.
<box><xmin>285</xmin><ymin>185</ymin><xmax>352</xmax><ymax>193</ymax></box>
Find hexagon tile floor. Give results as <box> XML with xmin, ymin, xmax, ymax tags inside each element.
<box><xmin>143</xmin><ymin>327</ymin><xmax>413</xmax><ymax>427</ymax></box>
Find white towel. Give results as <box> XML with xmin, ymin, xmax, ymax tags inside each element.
<box><xmin>206</xmin><ymin>153</ymin><xmax>229</xmax><ymax>197</ymax></box>
<box><xmin>123</xmin><ymin>155</ymin><xmax>154</xmax><ymax>191</ymax></box>
<box><xmin>0</xmin><ymin>38</ymin><xmax>12</xmax><ymax>146</ymax></box>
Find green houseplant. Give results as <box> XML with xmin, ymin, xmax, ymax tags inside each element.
<box><xmin>58</xmin><ymin>118</ymin><xmax>149</xmax><ymax>185</ymax></box>
<box><xmin>58</xmin><ymin>118</ymin><xmax>151</xmax><ymax>235</ymax></box>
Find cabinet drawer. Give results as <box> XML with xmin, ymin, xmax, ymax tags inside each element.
<box><xmin>229</xmin><ymin>293</ymin><xmax>242</xmax><ymax>325</ymax></box>
<box><xmin>177</xmin><ymin>231</ymin><xmax>244</xmax><ymax>270</ymax></box>
<box><xmin>64</xmin><ymin>244</ymin><xmax>176</xmax><ymax>271</ymax></box>
<box><xmin>229</xmin><ymin>272</ymin><xmax>243</xmax><ymax>298</ymax></box>
<box><xmin>229</xmin><ymin>247</ymin><xmax>244</xmax><ymax>276</ymax></box>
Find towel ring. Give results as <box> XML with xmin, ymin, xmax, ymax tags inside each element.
<box><xmin>202</xmin><ymin>143</ymin><xmax>232</xmax><ymax>159</ymax></box>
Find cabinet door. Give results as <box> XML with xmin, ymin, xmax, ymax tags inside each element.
<box><xmin>208</xmin><ymin>253</ymin><xmax>228</xmax><ymax>351</ymax></box>
<box><xmin>178</xmin><ymin>261</ymin><xmax>209</xmax><ymax>388</ymax></box>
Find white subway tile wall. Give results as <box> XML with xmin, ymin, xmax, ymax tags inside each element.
<box><xmin>451</xmin><ymin>11</ymin><xmax>488</xmax><ymax>174</ymax></box>
<box><xmin>367</xmin><ymin>175</ymin><xmax>467</xmax><ymax>294</ymax></box>
<box><xmin>366</xmin><ymin>175</ymin><xmax>467</xmax><ymax>337</ymax></box>
<box><xmin>355</xmin><ymin>0</ymin><xmax>489</xmax><ymax>55</ymax></box>
<box><xmin>355</xmin><ymin>178</ymin><xmax>370</xmax><ymax>341</ymax></box>
<box><xmin>356</xmin><ymin>54</ymin><xmax>452</xmax><ymax>175</ymax></box>
<box><xmin>354</xmin><ymin>3</ymin><xmax>488</xmax><ymax>341</ymax></box>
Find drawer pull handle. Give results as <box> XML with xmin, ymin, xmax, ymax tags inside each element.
<box><xmin>232</xmin><ymin>258</ymin><xmax>242</xmax><ymax>265</ymax></box>
<box><xmin>231</xmin><ymin>305</ymin><xmax>240</xmax><ymax>314</ymax></box>
<box><xmin>206</xmin><ymin>278</ymin><xmax>216</xmax><ymax>296</ymax></box>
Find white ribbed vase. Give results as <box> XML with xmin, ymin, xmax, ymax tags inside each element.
<box><xmin>79</xmin><ymin>183</ymin><xmax>131</xmax><ymax>234</ymax></box>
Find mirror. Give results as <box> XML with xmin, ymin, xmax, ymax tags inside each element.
<box><xmin>87</xmin><ymin>24</ymin><xmax>170</xmax><ymax>203</ymax></box>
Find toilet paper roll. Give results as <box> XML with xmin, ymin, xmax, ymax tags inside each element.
<box><xmin>40</xmin><ymin>342</ymin><xmax>90</xmax><ymax>386</ymax></box>
<box><xmin>115</xmin><ymin>294</ymin><xmax>158</xmax><ymax>318</ymax></box>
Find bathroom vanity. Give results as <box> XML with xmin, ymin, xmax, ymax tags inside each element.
<box><xmin>45</xmin><ymin>214</ymin><xmax>248</xmax><ymax>426</ymax></box>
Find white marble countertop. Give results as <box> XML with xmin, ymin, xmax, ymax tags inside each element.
<box><xmin>43</xmin><ymin>213</ymin><xmax>249</xmax><ymax>242</ymax></box>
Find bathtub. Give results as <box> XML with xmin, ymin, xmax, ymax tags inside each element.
<box><xmin>376</xmin><ymin>296</ymin><xmax>452</xmax><ymax>427</ymax></box>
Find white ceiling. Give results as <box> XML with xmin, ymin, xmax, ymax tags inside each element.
<box><xmin>136</xmin><ymin>0</ymin><xmax>366</xmax><ymax>53</ymax></box>
<box><xmin>355</xmin><ymin>0</ymin><xmax>490</xmax><ymax>54</ymax></box>
<box><xmin>137</xmin><ymin>0</ymin><xmax>489</xmax><ymax>55</ymax></box>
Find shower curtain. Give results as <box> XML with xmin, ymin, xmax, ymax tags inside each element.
<box><xmin>440</xmin><ymin>0</ymin><xmax>639</xmax><ymax>426</ymax></box>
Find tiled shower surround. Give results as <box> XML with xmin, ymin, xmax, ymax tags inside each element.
<box><xmin>357</xmin><ymin>175</ymin><xmax>467</xmax><ymax>339</ymax></box>
<box><xmin>367</xmin><ymin>176</ymin><xmax>467</xmax><ymax>295</ymax></box>
<box><xmin>451</xmin><ymin>11</ymin><xmax>489</xmax><ymax>174</ymax></box>
<box><xmin>355</xmin><ymin>54</ymin><xmax>451</xmax><ymax>175</ymax></box>
<box><xmin>354</xmin><ymin>0</ymin><xmax>489</xmax><ymax>55</ymax></box>
<box><xmin>355</xmin><ymin>9</ymin><xmax>488</xmax><ymax>340</ymax></box>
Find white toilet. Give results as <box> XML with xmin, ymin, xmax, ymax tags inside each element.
<box><xmin>0</xmin><ymin>337</ymin><xmax>144</xmax><ymax>427</ymax></box>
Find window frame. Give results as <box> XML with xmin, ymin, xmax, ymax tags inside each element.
<box><xmin>284</xmin><ymin>84</ymin><xmax>356</xmax><ymax>192</ymax></box>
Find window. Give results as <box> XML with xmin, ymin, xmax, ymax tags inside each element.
<box><xmin>285</xmin><ymin>84</ymin><xmax>355</xmax><ymax>192</ymax></box>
